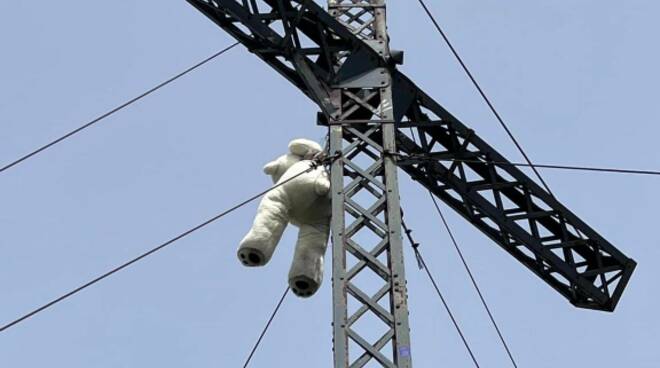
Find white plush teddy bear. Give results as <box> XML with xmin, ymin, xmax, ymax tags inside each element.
<box><xmin>237</xmin><ymin>138</ymin><xmax>331</xmax><ymax>298</ymax></box>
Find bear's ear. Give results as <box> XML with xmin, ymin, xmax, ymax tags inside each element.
<box><xmin>263</xmin><ymin>161</ymin><xmax>280</xmax><ymax>176</ymax></box>
<box><xmin>289</xmin><ymin>138</ymin><xmax>322</xmax><ymax>159</ymax></box>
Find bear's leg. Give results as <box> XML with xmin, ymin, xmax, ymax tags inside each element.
<box><xmin>288</xmin><ymin>222</ymin><xmax>330</xmax><ymax>297</ymax></box>
<box><xmin>237</xmin><ymin>194</ymin><xmax>289</xmax><ymax>267</ymax></box>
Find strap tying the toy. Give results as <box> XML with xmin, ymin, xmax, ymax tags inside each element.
<box><xmin>311</xmin><ymin>151</ymin><xmax>341</xmax><ymax>169</ymax></box>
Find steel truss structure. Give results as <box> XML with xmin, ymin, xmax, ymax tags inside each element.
<box><xmin>187</xmin><ymin>0</ymin><xmax>637</xmax><ymax>366</ymax></box>
<box><xmin>326</xmin><ymin>1</ymin><xmax>412</xmax><ymax>367</ymax></box>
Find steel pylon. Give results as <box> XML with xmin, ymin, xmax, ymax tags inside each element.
<box><xmin>327</xmin><ymin>1</ymin><xmax>412</xmax><ymax>366</ymax></box>
<box><xmin>185</xmin><ymin>0</ymin><xmax>637</xmax><ymax>366</ymax></box>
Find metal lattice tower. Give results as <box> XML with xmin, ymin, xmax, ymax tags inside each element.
<box><xmin>186</xmin><ymin>0</ymin><xmax>637</xmax><ymax>366</ymax></box>
<box><xmin>327</xmin><ymin>1</ymin><xmax>412</xmax><ymax>367</ymax></box>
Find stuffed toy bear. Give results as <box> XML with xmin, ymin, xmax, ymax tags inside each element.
<box><xmin>237</xmin><ymin>138</ymin><xmax>331</xmax><ymax>298</ymax></box>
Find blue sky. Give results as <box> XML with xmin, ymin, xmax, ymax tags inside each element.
<box><xmin>1</xmin><ymin>1</ymin><xmax>659</xmax><ymax>367</ymax></box>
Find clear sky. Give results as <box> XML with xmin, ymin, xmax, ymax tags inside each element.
<box><xmin>1</xmin><ymin>1</ymin><xmax>659</xmax><ymax>367</ymax></box>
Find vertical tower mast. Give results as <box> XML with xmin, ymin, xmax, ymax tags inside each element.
<box><xmin>327</xmin><ymin>1</ymin><xmax>413</xmax><ymax>367</ymax></box>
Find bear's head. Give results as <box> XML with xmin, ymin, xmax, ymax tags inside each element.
<box><xmin>263</xmin><ymin>138</ymin><xmax>323</xmax><ymax>183</ymax></box>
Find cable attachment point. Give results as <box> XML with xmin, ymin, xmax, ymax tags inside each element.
<box><xmin>314</xmin><ymin>150</ymin><xmax>341</xmax><ymax>168</ymax></box>
<box><xmin>383</xmin><ymin>149</ymin><xmax>404</xmax><ymax>161</ymax></box>
<box><xmin>401</xmin><ymin>218</ymin><xmax>424</xmax><ymax>270</ymax></box>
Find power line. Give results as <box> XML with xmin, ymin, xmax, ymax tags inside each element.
<box><xmin>0</xmin><ymin>42</ymin><xmax>240</xmax><ymax>175</ymax></box>
<box><xmin>429</xmin><ymin>195</ymin><xmax>519</xmax><ymax>368</ymax></box>
<box><xmin>407</xmin><ymin>156</ymin><xmax>660</xmax><ymax>177</ymax></box>
<box><xmin>405</xmin><ymin>129</ymin><xmax>517</xmax><ymax>367</ymax></box>
<box><xmin>405</xmin><ymin>134</ymin><xmax>480</xmax><ymax>368</ymax></box>
<box><xmin>414</xmin><ymin>0</ymin><xmax>555</xmax><ymax>196</ymax></box>
<box><xmin>402</xmin><ymin>219</ymin><xmax>481</xmax><ymax>368</ymax></box>
<box><xmin>0</xmin><ymin>162</ymin><xmax>318</xmax><ymax>333</ymax></box>
<box><xmin>445</xmin><ymin>158</ymin><xmax>660</xmax><ymax>176</ymax></box>
<box><xmin>417</xmin><ymin>252</ymin><xmax>481</xmax><ymax>368</ymax></box>
<box><xmin>242</xmin><ymin>287</ymin><xmax>290</xmax><ymax>368</ymax></box>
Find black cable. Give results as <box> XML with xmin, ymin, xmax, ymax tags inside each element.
<box><xmin>242</xmin><ymin>287</ymin><xmax>290</xmax><ymax>368</ymax></box>
<box><xmin>401</xmin><ymin>218</ymin><xmax>480</xmax><ymax>367</ymax></box>
<box><xmin>0</xmin><ymin>42</ymin><xmax>240</xmax><ymax>175</ymax></box>
<box><xmin>442</xmin><ymin>158</ymin><xmax>660</xmax><ymax>177</ymax></box>
<box><xmin>406</xmin><ymin>126</ymin><xmax>517</xmax><ymax>367</ymax></box>
<box><xmin>414</xmin><ymin>0</ymin><xmax>555</xmax><ymax>196</ymax></box>
<box><xmin>0</xmin><ymin>163</ymin><xmax>317</xmax><ymax>333</ymax></box>
<box><xmin>402</xmin><ymin>154</ymin><xmax>660</xmax><ymax>177</ymax></box>
<box><xmin>429</xmin><ymin>195</ymin><xmax>519</xmax><ymax>368</ymax></box>
<box><xmin>407</xmin><ymin>237</ymin><xmax>481</xmax><ymax>368</ymax></box>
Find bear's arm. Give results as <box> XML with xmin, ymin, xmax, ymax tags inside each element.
<box><xmin>314</xmin><ymin>171</ymin><xmax>331</xmax><ymax>197</ymax></box>
<box><xmin>263</xmin><ymin>161</ymin><xmax>280</xmax><ymax>176</ymax></box>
